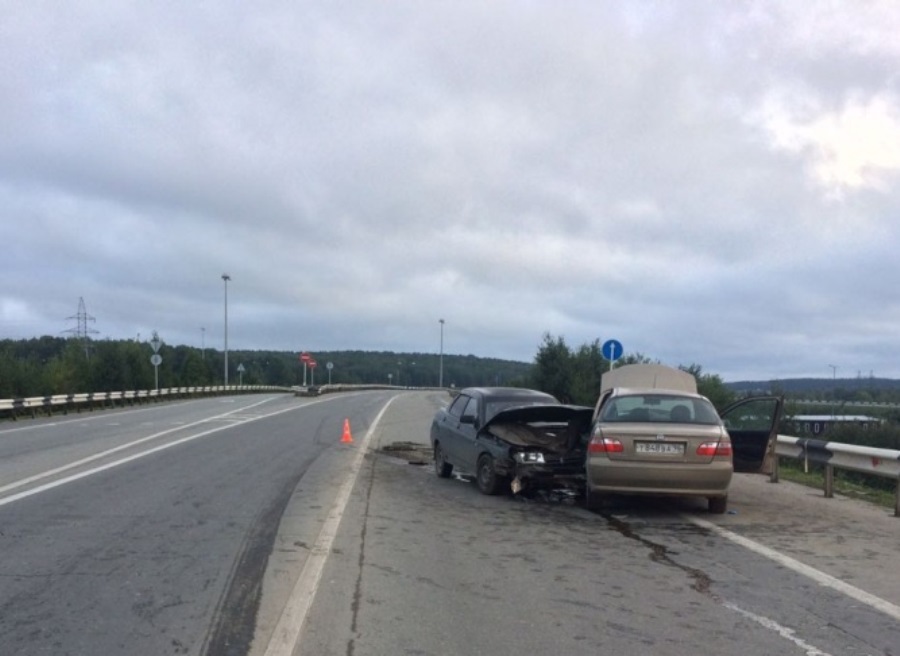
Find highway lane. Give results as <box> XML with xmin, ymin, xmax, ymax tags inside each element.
<box><xmin>0</xmin><ymin>391</ymin><xmax>397</xmax><ymax>655</ymax></box>
<box><xmin>292</xmin><ymin>391</ymin><xmax>900</xmax><ymax>656</ymax></box>
<box><xmin>2</xmin><ymin>390</ymin><xmax>899</xmax><ymax>656</ymax></box>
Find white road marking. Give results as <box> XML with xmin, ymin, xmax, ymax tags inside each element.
<box><xmin>722</xmin><ymin>602</ymin><xmax>834</xmax><ymax>656</ymax></box>
<box><xmin>262</xmin><ymin>396</ymin><xmax>397</xmax><ymax>656</ymax></box>
<box><xmin>688</xmin><ymin>515</ymin><xmax>900</xmax><ymax>623</ymax></box>
<box><xmin>0</xmin><ymin>397</ymin><xmax>324</xmax><ymax>506</ymax></box>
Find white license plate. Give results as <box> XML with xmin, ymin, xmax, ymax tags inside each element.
<box><xmin>635</xmin><ymin>441</ymin><xmax>685</xmax><ymax>455</ymax></box>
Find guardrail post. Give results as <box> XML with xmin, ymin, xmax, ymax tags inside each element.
<box><xmin>895</xmin><ymin>476</ymin><xmax>899</xmax><ymax>518</ymax></box>
<box><xmin>770</xmin><ymin>452</ymin><xmax>780</xmax><ymax>483</ymax></box>
<box><xmin>824</xmin><ymin>464</ymin><xmax>834</xmax><ymax>498</ymax></box>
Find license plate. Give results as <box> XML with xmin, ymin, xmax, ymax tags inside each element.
<box><xmin>635</xmin><ymin>441</ymin><xmax>685</xmax><ymax>455</ymax></box>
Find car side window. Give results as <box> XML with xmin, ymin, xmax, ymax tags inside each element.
<box><xmin>447</xmin><ymin>395</ymin><xmax>469</xmax><ymax>419</ymax></box>
<box><xmin>461</xmin><ymin>397</ymin><xmax>479</xmax><ymax>422</ymax></box>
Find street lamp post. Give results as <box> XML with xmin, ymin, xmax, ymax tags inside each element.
<box><xmin>828</xmin><ymin>364</ymin><xmax>837</xmax><ymax>417</ymax></box>
<box><xmin>439</xmin><ymin>318</ymin><xmax>445</xmax><ymax>388</ymax></box>
<box><xmin>222</xmin><ymin>273</ymin><xmax>231</xmax><ymax>385</ymax></box>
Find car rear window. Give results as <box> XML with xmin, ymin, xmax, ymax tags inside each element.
<box><xmin>599</xmin><ymin>394</ymin><xmax>721</xmax><ymax>425</ymax></box>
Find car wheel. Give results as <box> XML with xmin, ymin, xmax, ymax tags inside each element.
<box><xmin>433</xmin><ymin>442</ymin><xmax>453</xmax><ymax>478</ymax></box>
<box><xmin>476</xmin><ymin>454</ymin><xmax>504</xmax><ymax>495</ymax></box>
<box><xmin>708</xmin><ymin>495</ymin><xmax>728</xmax><ymax>514</ymax></box>
<box><xmin>585</xmin><ymin>486</ymin><xmax>610</xmax><ymax>512</ymax></box>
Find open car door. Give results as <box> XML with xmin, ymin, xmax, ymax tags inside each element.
<box><xmin>720</xmin><ymin>396</ymin><xmax>784</xmax><ymax>474</ymax></box>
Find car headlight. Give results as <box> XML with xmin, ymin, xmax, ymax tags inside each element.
<box><xmin>514</xmin><ymin>451</ymin><xmax>546</xmax><ymax>464</ymax></box>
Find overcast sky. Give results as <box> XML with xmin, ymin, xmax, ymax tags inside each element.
<box><xmin>3</xmin><ymin>2</ymin><xmax>900</xmax><ymax>382</ymax></box>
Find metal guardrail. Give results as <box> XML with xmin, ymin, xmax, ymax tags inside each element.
<box><xmin>775</xmin><ymin>434</ymin><xmax>900</xmax><ymax>516</ymax></box>
<box><xmin>0</xmin><ymin>383</ymin><xmax>447</xmax><ymax>416</ymax></box>
<box><xmin>0</xmin><ymin>385</ymin><xmax>294</xmax><ymax>419</ymax></box>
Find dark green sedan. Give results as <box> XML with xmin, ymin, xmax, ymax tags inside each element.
<box><xmin>430</xmin><ymin>387</ymin><xmax>594</xmax><ymax>495</ymax></box>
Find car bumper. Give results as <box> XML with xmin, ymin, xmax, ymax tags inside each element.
<box><xmin>495</xmin><ymin>456</ymin><xmax>585</xmax><ymax>489</ymax></box>
<box><xmin>586</xmin><ymin>459</ymin><xmax>732</xmax><ymax>496</ymax></box>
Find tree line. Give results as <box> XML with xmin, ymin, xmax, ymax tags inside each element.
<box><xmin>528</xmin><ymin>333</ymin><xmax>736</xmax><ymax>410</ymax></box>
<box><xmin>0</xmin><ymin>336</ymin><xmax>532</xmax><ymax>398</ymax></box>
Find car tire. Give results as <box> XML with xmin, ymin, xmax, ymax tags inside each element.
<box><xmin>476</xmin><ymin>454</ymin><xmax>505</xmax><ymax>495</ymax></box>
<box><xmin>433</xmin><ymin>442</ymin><xmax>453</xmax><ymax>478</ymax></box>
<box><xmin>585</xmin><ymin>486</ymin><xmax>611</xmax><ymax>512</ymax></box>
<box><xmin>708</xmin><ymin>495</ymin><xmax>728</xmax><ymax>514</ymax></box>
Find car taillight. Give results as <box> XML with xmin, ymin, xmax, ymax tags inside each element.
<box><xmin>588</xmin><ymin>436</ymin><xmax>624</xmax><ymax>454</ymax></box>
<box><xmin>697</xmin><ymin>441</ymin><xmax>733</xmax><ymax>457</ymax></box>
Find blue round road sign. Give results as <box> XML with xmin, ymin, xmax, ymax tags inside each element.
<box><xmin>602</xmin><ymin>339</ymin><xmax>623</xmax><ymax>362</ymax></box>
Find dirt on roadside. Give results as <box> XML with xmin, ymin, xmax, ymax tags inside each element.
<box><xmin>378</xmin><ymin>441</ymin><xmax>432</xmax><ymax>466</ymax></box>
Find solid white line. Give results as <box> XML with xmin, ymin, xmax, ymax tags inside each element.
<box><xmin>262</xmin><ymin>396</ymin><xmax>398</xmax><ymax>656</ymax></box>
<box><xmin>722</xmin><ymin>602</ymin><xmax>834</xmax><ymax>656</ymax></box>
<box><xmin>688</xmin><ymin>515</ymin><xmax>900</xmax><ymax>623</ymax></box>
<box><xmin>0</xmin><ymin>396</ymin><xmax>280</xmax><ymax>497</ymax></box>
<box><xmin>0</xmin><ymin>398</ymin><xmax>322</xmax><ymax>508</ymax></box>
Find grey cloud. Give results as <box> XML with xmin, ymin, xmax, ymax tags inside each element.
<box><xmin>3</xmin><ymin>1</ymin><xmax>900</xmax><ymax>381</ymax></box>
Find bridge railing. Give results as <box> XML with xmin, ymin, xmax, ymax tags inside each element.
<box><xmin>0</xmin><ymin>385</ymin><xmax>294</xmax><ymax>418</ymax></box>
<box><xmin>774</xmin><ymin>435</ymin><xmax>900</xmax><ymax>517</ymax></box>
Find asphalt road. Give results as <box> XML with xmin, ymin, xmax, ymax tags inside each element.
<box><xmin>1</xmin><ymin>390</ymin><xmax>898</xmax><ymax>656</ymax></box>
<box><xmin>0</xmin><ymin>391</ymin><xmax>394</xmax><ymax>655</ymax></box>
<box><xmin>291</xmin><ymin>391</ymin><xmax>900</xmax><ymax>656</ymax></box>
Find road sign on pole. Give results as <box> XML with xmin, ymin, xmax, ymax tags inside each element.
<box><xmin>150</xmin><ymin>331</ymin><xmax>163</xmax><ymax>390</ymax></box>
<box><xmin>300</xmin><ymin>352</ymin><xmax>311</xmax><ymax>386</ymax></box>
<box><xmin>150</xmin><ymin>353</ymin><xmax>162</xmax><ymax>390</ymax></box>
<box><xmin>602</xmin><ymin>339</ymin><xmax>624</xmax><ymax>370</ymax></box>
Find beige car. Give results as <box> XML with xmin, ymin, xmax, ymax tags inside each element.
<box><xmin>585</xmin><ymin>364</ymin><xmax>782</xmax><ymax>514</ymax></box>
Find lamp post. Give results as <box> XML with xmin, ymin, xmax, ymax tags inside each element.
<box><xmin>222</xmin><ymin>273</ymin><xmax>231</xmax><ymax>385</ymax></box>
<box><xmin>828</xmin><ymin>364</ymin><xmax>837</xmax><ymax>418</ymax></box>
<box><xmin>439</xmin><ymin>318</ymin><xmax>445</xmax><ymax>388</ymax></box>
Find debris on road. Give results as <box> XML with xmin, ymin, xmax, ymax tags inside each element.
<box><xmin>379</xmin><ymin>441</ymin><xmax>432</xmax><ymax>466</ymax></box>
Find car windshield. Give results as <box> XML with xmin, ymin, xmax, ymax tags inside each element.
<box><xmin>599</xmin><ymin>394</ymin><xmax>721</xmax><ymax>425</ymax></box>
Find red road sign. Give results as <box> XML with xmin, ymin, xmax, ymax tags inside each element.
<box><xmin>300</xmin><ymin>352</ymin><xmax>311</xmax><ymax>363</ymax></box>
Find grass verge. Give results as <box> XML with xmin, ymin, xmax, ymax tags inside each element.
<box><xmin>776</xmin><ymin>459</ymin><xmax>897</xmax><ymax>509</ymax></box>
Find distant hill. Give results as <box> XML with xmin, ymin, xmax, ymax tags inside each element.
<box><xmin>727</xmin><ymin>378</ymin><xmax>900</xmax><ymax>393</ymax></box>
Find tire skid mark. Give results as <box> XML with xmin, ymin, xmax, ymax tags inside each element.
<box><xmin>200</xmin><ymin>457</ymin><xmax>316</xmax><ymax>656</ymax></box>
<box><xmin>346</xmin><ymin>453</ymin><xmax>377</xmax><ymax>656</ymax></box>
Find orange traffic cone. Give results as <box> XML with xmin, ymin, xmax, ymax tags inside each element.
<box><xmin>341</xmin><ymin>418</ymin><xmax>353</xmax><ymax>443</ymax></box>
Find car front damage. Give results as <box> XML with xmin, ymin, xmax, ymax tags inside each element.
<box><xmin>482</xmin><ymin>404</ymin><xmax>594</xmax><ymax>494</ymax></box>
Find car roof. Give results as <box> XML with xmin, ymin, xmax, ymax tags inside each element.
<box><xmin>458</xmin><ymin>387</ymin><xmax>557</xmax><ymax>400</ymax></box>
<box><xmin>607</xmin><ymin>387</ymin><xmax>706</xmax><ymax>401</ymax></box>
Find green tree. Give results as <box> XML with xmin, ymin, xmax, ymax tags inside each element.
<box><xmin>569</xmin><ymin>340</ymin><xmax>606</xmax><ymax>406</ymax></box>
<box><xmin>531</xmin><ymin>333</ymin><xmax>573</xmax><ymax>401</ymax></box>
<box><xmin>680</xmin><ymin>363</ymin><xmax>736</xmax><ymax>410</ymax></box>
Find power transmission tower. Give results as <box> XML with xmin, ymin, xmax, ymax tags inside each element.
<box><xmin>65</xmin><ymin>297</ymin><xmax>99</xmax><ymax>358</ymax></box>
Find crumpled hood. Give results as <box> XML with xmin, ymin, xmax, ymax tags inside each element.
<box><xmin>484</xmin><ymin>404</ymin><xmax>594</xmax><ymax>430</ymax></box>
